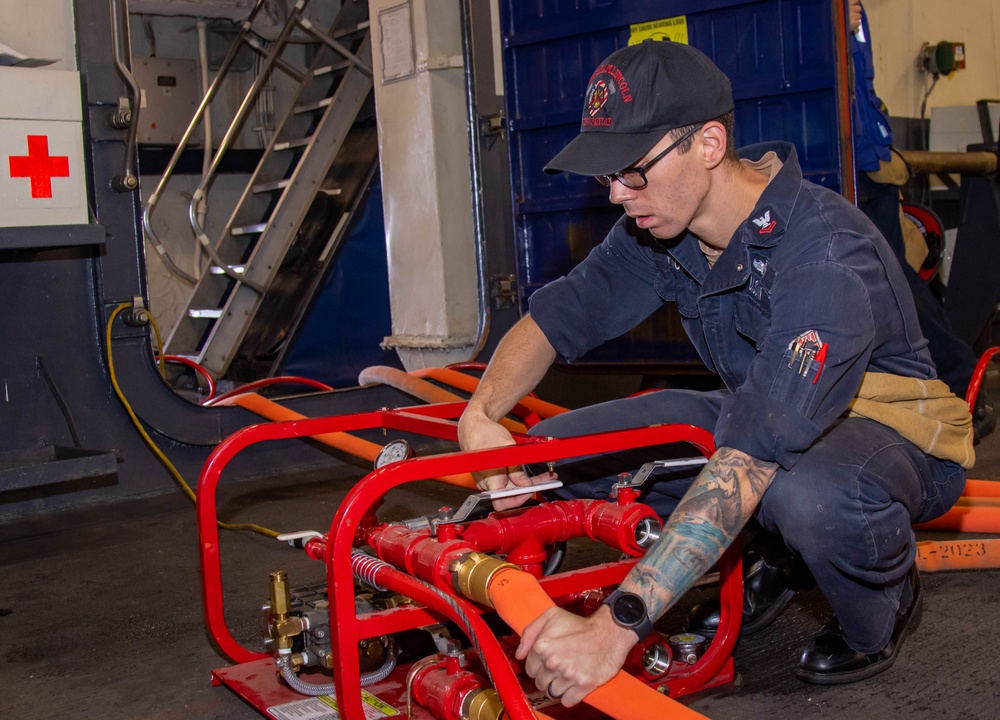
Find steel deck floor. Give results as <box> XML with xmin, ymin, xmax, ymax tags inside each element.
<box><xmin>2</xmin><ymin>376</ymin><xmax>999</xmax><ymax>720</ymax></box>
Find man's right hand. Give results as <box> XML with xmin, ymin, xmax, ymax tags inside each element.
<box><xmin>458</xmin><ymin>409</ymin><xmax>554</xmax><ymax>511</ymax></box>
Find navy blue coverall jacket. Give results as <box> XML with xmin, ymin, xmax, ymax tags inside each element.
<box><xmin>529</xmin><ymin>141</ymin><xmax>937</xmax><ymax>470</ymax></box>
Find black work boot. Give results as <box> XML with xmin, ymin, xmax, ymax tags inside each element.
<box><xmin>686</xmin><ymin>553</ymin><xmax>812</xmax><ymax>638</ymax></box>
<box><xmin>796</xmin><ymin>565</ymin><xmax>922</xmax><ymax>685</ymax></box>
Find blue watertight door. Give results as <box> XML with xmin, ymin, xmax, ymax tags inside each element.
<box><xmin>500</xmin><ymin>0</ymin><xmax>847</xmax><ymax>367</ymax></box>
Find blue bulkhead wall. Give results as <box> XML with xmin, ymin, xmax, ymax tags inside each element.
<box><xmin>279</xmin><ymin>176</ymin><xmax>403</xmax><ymax>387</ymax></box>
<box><xmin>500</xmin><ymin>0</ymin><xmax>842</xmax><ymax>367</ymax></box>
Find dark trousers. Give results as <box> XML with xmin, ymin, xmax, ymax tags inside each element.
<box><xmin>529</xmin><ymin>389</ymin><xmax>966</xmax><ymax>653</ymax></box>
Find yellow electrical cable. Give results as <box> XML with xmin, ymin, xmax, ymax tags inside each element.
<box><xmin>106</xmin><ymin>303</ymin><xmax>280</xmax><ymax>538</ymax></box>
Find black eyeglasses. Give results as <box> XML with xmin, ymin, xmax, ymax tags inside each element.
<box><xmin>595</xmin><ymin>124</ymin><xmax>703</xmax><ymax>189</ymax></box>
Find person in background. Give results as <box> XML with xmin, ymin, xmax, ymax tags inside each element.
<box><xmin>458</xmin><ymin>39</ymin><xmax>973</xmax><ymax>703</ymax></box>
<box><xmin>849</xmin><ymin>0</ymin><xmax>995</xmax><ymax>442</ymax></box>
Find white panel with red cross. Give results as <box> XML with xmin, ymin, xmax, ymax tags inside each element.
<box><xmin>0</xmin><ymin>67</ymin><xmax>89</xmax><ymax>228</ymax></box>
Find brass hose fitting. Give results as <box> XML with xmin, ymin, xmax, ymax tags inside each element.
<box><xmin>268</xmin><ymin>571</ymin><xmax>295</xmax><ymax>651</ymax></box>
<box><xmin>449</xmin><ymin>552</ymin><xmax>516</xmax><ymax>607</ymax></box>
<box><xmin>463</xmin><ymin>688</ymin><xmax>506</xmax><ymax>720</ymax></box>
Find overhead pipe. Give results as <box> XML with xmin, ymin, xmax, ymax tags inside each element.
<box><xmin>897</xmin><ymin>150</ymin><xmax>997</xmax><ymax>177</ymax></box>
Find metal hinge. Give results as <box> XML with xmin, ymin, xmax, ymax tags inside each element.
<box><xmin>491</xmin><ymin>274</ymin><xmax>517</xmax><ymax>309</ymax></box>
<box><xmin>479</xmin><ymin>112</ymin><xmax>506</xmax><ymax>138</ymax></box>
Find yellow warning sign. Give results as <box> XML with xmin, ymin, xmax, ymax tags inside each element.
<box><xmin>360</xmin><ymin>690</ymin><xmax>399</xmax><ymax>716</ymax></box>
<box><xmin>628</xmin><ymin>16</ymin><xmax>689</xmax><ymax>45</ymax></box>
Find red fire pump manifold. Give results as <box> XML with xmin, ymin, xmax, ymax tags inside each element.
<box><xmin>198</xmin><ymin>402</ymin><xmax>742</xmax><ymax>720</ymax></box>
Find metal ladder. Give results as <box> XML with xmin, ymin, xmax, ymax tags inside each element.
<box><xmin>162</xmin><ymin>0</ymin><xmax>375</xmax><ymax>379</ymax></box>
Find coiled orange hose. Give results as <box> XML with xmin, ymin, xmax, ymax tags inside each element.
<box><xmin>487</xmin><ymin>566</ymin><xmax>709</xmax><ymax>720</ymax></box>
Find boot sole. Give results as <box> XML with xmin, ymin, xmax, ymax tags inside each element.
<box><xmin>795</xmin><ymin>592</ymin><xmax>923</xmax><ymax>685</ymax></box>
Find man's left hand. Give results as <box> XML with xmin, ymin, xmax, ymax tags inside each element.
<box><xmin>515</xmin><ymin>605</ymin><xmax>636</xmax><ymax>707</ymax></box>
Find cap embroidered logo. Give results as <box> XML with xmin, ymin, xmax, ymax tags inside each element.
<box><xmin>587</xmin><ymin>80</ymin><xmax>610</xmax><ymax>117</ymax></box>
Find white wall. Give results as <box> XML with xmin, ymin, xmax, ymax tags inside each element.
<box><xmin>865</xmin><ymin>0</ymin><xmax>1000</xmax><ymax>120</ymax></box>
<box><xmin>0</xmin><ymin>0</ymin><xmax>76</xmax><ymax>70</ymax></box>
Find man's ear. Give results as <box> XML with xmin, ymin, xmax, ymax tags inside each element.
<box><xmin>699</xmin><ymin>121</ymin><xmax>728</xmax><ymax>169</ymax></box>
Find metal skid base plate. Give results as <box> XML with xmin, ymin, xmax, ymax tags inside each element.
<box><xmin>212</xmin><ymin>655</ymin><xmax>735</xmax><ymax>719</ymax></box>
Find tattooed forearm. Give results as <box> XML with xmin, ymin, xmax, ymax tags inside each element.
<box><xmin>620</xmin><ymin>447</ymin><xmax>778</xmax><ymax>620</ymax></box>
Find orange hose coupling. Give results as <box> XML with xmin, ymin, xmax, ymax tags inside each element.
<box><xmin>450</xmin><ymin>552</ymin><xmax>517</xmax><ymax>607</ymax></box>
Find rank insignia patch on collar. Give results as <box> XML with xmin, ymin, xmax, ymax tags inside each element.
<box><xmin>752</xmin><ymin>209</ymin><xmax>777</xmax><ymax>234</ymax></box>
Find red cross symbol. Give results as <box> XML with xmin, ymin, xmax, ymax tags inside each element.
<box><xmin>9</xmin><ymin>135</ymin><xmax>70</xmax><ymax>199</ymax></box>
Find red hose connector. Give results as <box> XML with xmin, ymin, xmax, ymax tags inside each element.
<box><xmin>584</xmin><ymin>498</ymin><xmax>662</xmax><ymax>557</ymax></box>
<box><xmin>410</xmin><ymin>655</ymin><xmax>491</xmax><ymax>720</ymax></box>
<box><xmin>367</xmin><ymin>524</ymin><xmax>479</xmax><ymax>590</ymax></box>
<box><xmin>367</xmin><ymin>498</ymin><xmax>662</xmax><ymax>588</ymax></box>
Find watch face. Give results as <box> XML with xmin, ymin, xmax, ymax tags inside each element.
<box><xmin>613</xmin><ymin>592</ymin><xmax>646</xmax><ymax>626</ymax></box>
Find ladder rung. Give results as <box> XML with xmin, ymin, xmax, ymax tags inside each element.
<box><xmin>210</xmin><ymin>264</ymin><xmax>246</xmax><ymax>275</ymax></box>
<box><xmin>189</xmin><ymin>309</ymin><xmax>223</xmax><ymax>319</ymax></box>
<box><xmin>253</xmin><ymin>179</ymin><xmax>291</xmax><ymax>193</ymax></box>
<box><xmin>294</xmin><ymin>97</ymin><xmax>333</xmax><ymax>114</ymax></box>
<box><xmin>231</xmin><ymin>223</ymin><xmax>266</xmax><ymax>236</ymax></box>
<box><xmin>314</xmin><ymin>60</ymin><xmax>352</xmax><ymax>77</ymax></box>
<box><xmin>274</xmin><ymin>137</ymin><xmax>312</xmax><ymax>151</ymax></box>
<box><xmin>333</xmin><ymin>21</ymin><xmax>370</xmax><ymax>39</ymax></box>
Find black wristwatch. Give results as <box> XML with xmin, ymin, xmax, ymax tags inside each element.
<box><xmin>601</xmin><ymin>589</ymin><xmax>655</xmax><ymax>641</ymax></box>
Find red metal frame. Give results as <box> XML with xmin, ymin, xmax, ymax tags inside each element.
<box><xmin>964</xmin><ymin>347</ymin><xmax>998</xmax><ymax>413</ymax></box>
<box><xmin>198</xmin><ymin>403</ymin><xmax>741</xmax><ymax>719</ymax></box>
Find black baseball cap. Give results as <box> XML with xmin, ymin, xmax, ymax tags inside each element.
<box><xmin>544</xmin><ymin>39</ymin><xmax>734</xmax><ymax>176</ymax></box>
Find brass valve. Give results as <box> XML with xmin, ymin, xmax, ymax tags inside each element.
<box><xmin>268</xmin><ymin>571</ymin><xmax>298</xmax><ymax>651</ymax></box>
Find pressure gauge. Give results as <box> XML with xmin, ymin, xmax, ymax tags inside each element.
<box><xmin>375</xmin><ymin>439</ymin><xmax>412</xmax><ymax>469</ymax></box>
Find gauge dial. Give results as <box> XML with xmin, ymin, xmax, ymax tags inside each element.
<box><xmin>374</xmin><ymin>439</ymin><xmax>412</xmax><ymax>469</ymax></box>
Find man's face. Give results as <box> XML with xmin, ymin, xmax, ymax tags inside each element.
<box><xmin>607</xmin><ymin>131</ymin><xmax>709</xmax><ymax>240</ymax></box>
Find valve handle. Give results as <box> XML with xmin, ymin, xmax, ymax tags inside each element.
<box><xmin>610</xmin><ymin>457</ymin><xmax>709</xmax><ymax>497</ymax></box>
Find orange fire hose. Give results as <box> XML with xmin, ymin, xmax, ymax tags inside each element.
<box><xmin>411</xmin><ymin>367</ymin><xmax>569</xmax><ymax>419</ymax></box>
<box><xmin>916</xmin><ymin>538</ymin><xmax>1000</xmax><ymax>572</ymax></box>
<box><xmin>223</xmin><ymin>393</ymin><xmax>476</xmax><ymax>489</ymax></box>
<box><xmin>487</xmin><ymin>566</ymin><xmax>709</xmax><ymax>720</ymax></box>
<box><xmin>962</xmin><ymin>479</ymin><xmax>1000</xmax><ymax>498</ymax></box>
<box><xmin>914</xmin><ymin>503</ymin><xmax>1000</xmax><ymax>534</ymax></box>
<box><xmin>357</xmin><ymin>365</ymin><xmax>528</xmax><ymax>434</ymax></box>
